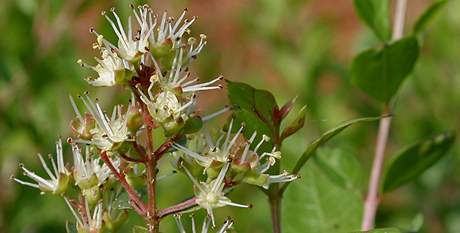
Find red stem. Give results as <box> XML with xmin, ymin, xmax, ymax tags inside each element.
<box><xmin>158</xmin><ymin>197</ymin><xmax>197</xmax><ymax>219</ymax></box>
<box><xmin>100</xmin><ymin>151</ymin><xmax>147</xmax><ymax>216</ymax></box>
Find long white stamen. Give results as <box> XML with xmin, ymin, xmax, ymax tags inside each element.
<box><xmin>37</xmin><ymin>154</ymin><xmax>56</xmax><ymax>180</ymax></box>
<box><xmin>241</xmin><ymin>132</ymin><xmax>257</xmax><ymax>162</ymax></box>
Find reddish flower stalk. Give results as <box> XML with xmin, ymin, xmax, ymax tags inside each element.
<box><xmin>100</xmin><ymin>151</ymin><xmax>147</xmax><ymax>216</ymax></box>
<box><xmin>158</xmin><ymin>197</ymin><xmax>197</xmax><ymax>219</ymax></box>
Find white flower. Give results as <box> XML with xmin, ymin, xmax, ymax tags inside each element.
<box><xmin>101</xmin><ymin>7</ymin><xmax>152</xmax><ymax>61</ymax></box>
<box><xmin>236</xmin><ymin>132</ymin><xmax>298</xmax><ymax>189</ymax></box>
<box><xmin>173</xmin><ymin>119</ymin><xmax>244</xmax><ymax>168</ymax></box>
<box><xmin>73</xmin><ymin>94</ymin><xmax>130</xmax><ymax>151</ymax></box>
<box><xmin>66</xmin><ymin>198</ymin><xmax>104</xmax><ymax>233</ymax></box>
<box><xmin>13</xmin><ymin>139</ymin><xmax>71</xmax><ymax>195</ymax></box>
<box><xmin>149</xmin><ymin>48</ymin><xmax>222</xmax><ymax>93</ymax></box>
<box><xmin>174</xmin><ymin>119</ymin><xmax>298</xmax><ymax>189</ymax></box>
<box><xmin>182</xmin><ymin>161</ymin><xmax>249</xmax><ymax>226</ymax></box>
<box><xmin>174</xmin><ymin>214</ymin><xmax>233</xmax><ymax>233</ymax></box>
<box><xmin>72</xmin><ymin>144</ymin><xmax>118</xmax><ymax>188</ymax></box>
<box><xmin>77</xmin><ymin>47</ymin><xmax>129</xmax><ymax>87</ymax></box>
<box><xmin>141</xmin><ymin>90</ymin><xmax>192</xmax><ymax>124</ymax></box>
<box><xmin>148</xmin><ymin>8</ymin><xmax>196</xmax><ymax>48</ymax></box>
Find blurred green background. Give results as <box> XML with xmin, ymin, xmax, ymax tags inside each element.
<box><xmin>0</xmin><ymin>0</ymin><xmax>459</xmax><ymax>232</ymax></box>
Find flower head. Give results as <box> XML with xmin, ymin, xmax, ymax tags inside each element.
<box><xmin>174</xmin><ymin>119</ymin><xmax>298</xmax><ymax>189</ymax></box>
<box><xmin>12</xmin><ymin>139</ymin><xmax>71</xmax><ymax>195</ymax></box>
<box><xmin>173</xmin><ymin>119</ymin><xmax>244</xmax><ymax>169</ymax></box>
<box><xmin>182</xmin><ymin>161</ymin><xmax>249</xmax><ymax>226</ymax></box>
<box><xmin>73</xmin><ymin>94</ymin><xmax>131</xmax><ymax>151</ymax></box>
<box><xmin>77</xmin><ymin>47</ymin><xmax>131</xmax><ymax>87</ymax></box>
<box><xmin>72</xmin><ymin>144</ymin><xmax>117</xmax><ymax>189</ymax></box>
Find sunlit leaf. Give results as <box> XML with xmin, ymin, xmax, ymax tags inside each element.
<box><xmin>382</xmin><ymin>132</ymin><xmax>455</xmax><ymax>192</ymax></box>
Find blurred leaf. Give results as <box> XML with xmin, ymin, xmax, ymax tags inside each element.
<box><xmin>409</xmin><ymin>213</ymin><xmax>424</xmax><ymax>232</ymax></box>
<box><xmin>353</xmin><ymin>0</ymin><xmax>391</xmax><ymax>41</ymax></box>
<box><xmin>280</xmin><ymin>105</ymin><xmax>306</xmax><ymax>141</ymax></box>
<box><xmin>283</xmin><ymin>163</ymin><xmax>363</xmax><ymax>233</ymax></box>
<box><xmin>382</xmin><ymin>132</ymin><xmax>456</xmax><ymax>192</ymax></box>
<box><xmin>284</xmin><ymin>116</ymin><xmax>379</xmax><ymax>193</ymax></box>
<box><xmin>65</xmin><ymin>222</ymin><xmax>78</xmax><ymax>233</ymax></box>
<box><xmin>350</xmin><ymin>228</ymin><xmax>401</xmax><ymax>233</ymax></box>
<box><xmin>351</xmin><ymin>37</ymin><xmax>420</xmax><ymax>103</ymax></box>
<box><xmin>314</xmin><ymin>147</ymin><xmax>364</xmax><ymax>191</ymax></box>
<box><xmin>413</xmin><ymin>0</ymin><xmax>448</xmax><ymax>35</ymax></box>
<box><xmin>133</xmin><ymin>225</ymin><xmax>148</xmax><ymax>233</ymax></box>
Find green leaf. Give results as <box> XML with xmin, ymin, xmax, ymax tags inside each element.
<box><xmin>413</xmin><ymin>0</ymin><xmax>448</xmax><ymax>35</ymax></box>
<box><xmin>182</xmin><ymin>116</ymin><xmax>203</xmax><ymax>134</ymax></box>
<box><xmin>353</xmin><ymin>0</ymin><xmax>391</xmax><ymax>41</ymax></box>
<box><xmin>314</xmin><ymin>147</ymin><xmax>364</xmax><ymax>191</ymax></box>
<box><xmin>280</xmin><ymin>105</ymin><xmax>306</xmax><ymax>141</ymax></box>
<box><xmin>226</xmin><ymin>80</ymin><xmax>279</xmax><ymax>152</ymax></box>
<box><xmin>132</xmin><ymin>225</ymin><xmax>149</xmax><ymax>233</ymax></box>
<box><xmin>351</xmin><ymin>37</ymin><xmax>420</xmax><ymax>102</ymax></box>
<box><xmin>382</xmin><ymin>132</ymin><xmax>456</xmax><ymax>192</ymax></box>
<box><xmin>350</xmin><ymin>228</ymin><xmax>401</xmax><ymax>233</ymax></box>
<box><xmin>283</xmin><ymin>162</ymin><xmax>363</xmax><ymax>233</ymax></box>
<box><xmin>226</xmin><ymin>80</ymin><xmax>279</xmax><ymax>130</ymax></box>
<box><xmin>281</xmin><ymin>116</ymin><xmax>380</xmax><ymax>193</ymax></box>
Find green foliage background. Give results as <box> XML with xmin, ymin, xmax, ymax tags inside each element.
<box><xmin>0</xmin><ymin>0</ymin><xmax>459</xmax><ymax>232</ymax></box>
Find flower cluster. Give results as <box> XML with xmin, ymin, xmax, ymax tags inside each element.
<box><xmin>12</xmin><ymin>4</ymin><xmax>299</xmax><ymax>233</ymax></box>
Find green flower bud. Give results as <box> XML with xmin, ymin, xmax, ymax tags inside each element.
<box><xmin>103</xmin><ymin>210</ymin><xmax>128</xmax><ymax>232</ymax></box>
<box><xmin>50</xmin><ymin>173</ymin><xmax>71</xmax><ymax>195</ymax></box>
<box><xmin>127</xmin><ymin>104</ymin><xmax>143</xmax><ymax>133</ymax></box>
<box><xmin>82</xmin><ymin>186</ymin><xmax>102</xmax><ymax>206</ymax></box>
<box><xmin>242</xmin><ymin>171</ymin><xmax>269</xmax><ymax>187</ymax></box>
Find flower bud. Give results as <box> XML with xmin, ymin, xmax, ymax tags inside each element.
<box><xmin>103</xmin><ymin>210</ymin><xmax>128</xmax><ymax>231</ymax></box>
<box><xmin>127</xmin><ymin>104</ymin><xmax>143</xmax><ymax>133</ymax></box>
<box><xmin>70</xmin><ymin>113</ymin><xmax>96</xmax><ymax>140</ymax></box>
<box><xmin>82</xmin><ymin>186</ymin><xmax>102</xmax><ymax>206</ymax></box>
<box><xmin>51</xmin><ymin>173</ymin><xmax>71</xmax><ymax>195</ymax></box>
<box><xmin>242</xmin><ymin>171</ymin><xmax>269</xmax><ymax>187</ymax></box>
<box><xmin>162</xmin><ymin>117</ymin><xmax>186</xmax><ymax>137</ymax></box>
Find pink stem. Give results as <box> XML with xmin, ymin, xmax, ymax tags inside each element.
<box><xmin>158</xmin><ymin>197</ymin><xmax>197</xmax><ymax>218</ymax></box>
<box><xmin>100</xmin><ymin>151</ymin><xmax>147</xmax><ymax>216</ymax></box>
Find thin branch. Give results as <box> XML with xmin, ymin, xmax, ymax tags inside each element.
<box><xmin>361</xmin><ymin>1</ymin><xmax>407</xmax><ymax>229</ymax></box>
<box><xmin>100</xmin><ymin>151</ymin><xmax>147</xmax><ymax>216</ymax></box>
<box><xmin>158</xmin><ymin>197</ymin><xmax>197</xmax><ymax>219</ymax></box>
<box><xmin>154</xmin><ymin>135</ymin><xmax>181</xmax><ymax>160</ymax></box>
